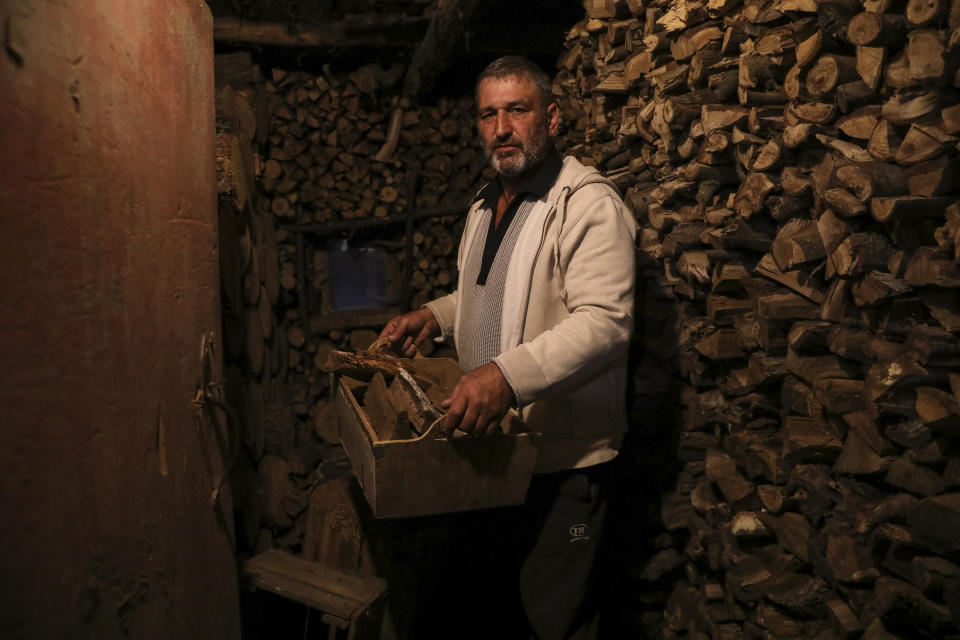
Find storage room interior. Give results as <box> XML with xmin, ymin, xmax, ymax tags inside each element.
<box><xmin>2</xmin><ymin>0</ymin><xmax>960</xmax><ymax>638</ymax></box>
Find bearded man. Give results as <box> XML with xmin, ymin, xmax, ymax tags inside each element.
<box><xmin>380</xmin><ymin>56</ymin><xmax>636</xmax><ymax>639</ymax></box>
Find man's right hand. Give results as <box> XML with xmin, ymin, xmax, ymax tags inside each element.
<box><xmin>379</xmin><ymin>308</ymin><xmax>440</xmax><ymax>357</ymax></box>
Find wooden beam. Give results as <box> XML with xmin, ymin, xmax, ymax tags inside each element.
<box><xmin>213</xmin><ymin>15</ymin><xmax>429</xmax><ymax>49</ymax></box>
<box><xmin>402</xmin><ymin>0</ymin><xmax>482</xmax><ymax>99</ymax></box>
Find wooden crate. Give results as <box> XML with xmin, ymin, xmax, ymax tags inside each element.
<box><xmin>332</xmin><ymin>357</ymin><xmax>539</xmax><ymax>518</ymax></box>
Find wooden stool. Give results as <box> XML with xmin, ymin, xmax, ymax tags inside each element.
<box><xmin>241</xmin><ymin>549</ymin><xmax>387</xmax><ymax>640</ymax></box>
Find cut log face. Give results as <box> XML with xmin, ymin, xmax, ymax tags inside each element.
<box><xmin>831</xmin><ymin>233</ymin><xmax>893</xmax><ymax>276</ymax></box>
<box><xmin>856</xmin><ymin>45</ymin><xmax>886</xmax><ymax>91</ymax></box>
<box><xmin>847</xmin><ymin>12</ymin><xmax>908</xmax><ymax>47</ymax></box>
<box><xmin>806</xmin><ymin>55</ymin><xmax>858</xmax><ymax>98</ymax></box>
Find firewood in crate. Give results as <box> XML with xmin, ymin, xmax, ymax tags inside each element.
<box><xmin>324</xmin><ymin>348</ymin><xmax>441</xmax><ymax>434</ymax></box>
<box><xmin>360</xmin><ymin>373</ymin><xmax>403</xmax><ymax>441</ymax></box>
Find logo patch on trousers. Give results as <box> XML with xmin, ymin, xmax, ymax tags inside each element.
<box><xmin>569</xmin><ymin>524</ymin><xmax>589</xmax><ymax>542</ymax></box>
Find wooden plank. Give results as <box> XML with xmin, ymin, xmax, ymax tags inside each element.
<box><xmin>241</xmin><ymin>550</ymin><xmax>386</xmax><ymax>622</ymax></box>
<box><xmin>213</xmin><ymin>16</ymin><xmax>429</xmax><ymax>48</ymax></box>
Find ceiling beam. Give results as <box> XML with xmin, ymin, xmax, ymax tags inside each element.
<box><xmin>213</xmin><ymin>15</ymin><xmax>430</xmax><ymax>48</ymax></box>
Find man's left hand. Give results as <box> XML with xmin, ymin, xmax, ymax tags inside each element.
<box><xmin>440</xmin><ymin>363</ymin><xmax>516</xmax><ymax>436</ymax></box>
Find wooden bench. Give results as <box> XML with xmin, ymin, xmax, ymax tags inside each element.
<box><xmin>241</xmin><ymin>549</ymin><xmax>387</xmax><ymax>640</ymax></box>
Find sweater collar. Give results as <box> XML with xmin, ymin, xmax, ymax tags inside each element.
<box><xmin>475</xmin><ymin>148</ymin><xmax>564</xmax><ymax>209</ymax></box>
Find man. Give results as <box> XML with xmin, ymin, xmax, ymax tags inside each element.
<box><xmin>380</xmin><ymin>56</ymin><xmax>636</xmax><ymax>639</ymax></box>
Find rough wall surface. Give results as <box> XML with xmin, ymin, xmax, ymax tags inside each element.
<box><xmin>0</xmin><ymin>2</ymin><xmax>240</xmax><ymax>638</ymax></box>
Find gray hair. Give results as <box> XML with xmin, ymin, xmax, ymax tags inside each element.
<box><xmin>475</xmin><ymin>56</ymin><xmax>555</xmax><ymax>108</ymax></box>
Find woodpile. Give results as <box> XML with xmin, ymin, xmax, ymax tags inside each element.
<box><xmin>558</xmin><ymin>0</ymin><xmax>960</xmax><ymax>637</ymax></box>
<box><xmin>260</xmin><ymin>64</ymin><xmax>483</xmax><ymax>224</ymax></box>
<box><xmin>216</xmin><ymin>51</ymin><xmax>469</xmax><ymax>556</ymax></box>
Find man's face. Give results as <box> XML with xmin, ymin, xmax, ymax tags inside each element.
<box><xmin>476</xmin><ymin>74</ymin><xmax>559</xmax><ymax>179</ymax></box>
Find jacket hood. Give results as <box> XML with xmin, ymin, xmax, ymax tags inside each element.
<box><xmin>547</xmin><ymin>156</ymin><xmax>619</xmax><ymax>205</ymax></box>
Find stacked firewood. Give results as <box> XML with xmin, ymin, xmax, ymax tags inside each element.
<box><xmin>559</xmin><ymin>0</ymin><xmax>960</xmax><ymax>637</ymax></box>
<box><xmin>263</xmin><ymin>63</ymin><xmax>474</xmax><ymax>332</ymax></box>
<box><xmin>216</xmin><ymin>51</ymin><xmax>476</xmax><ymax>555</ymax></box>
<box><xmin>260</xmin><ymin>66</ymin><xmax>483</xmax><ymax>223</ymax></box>
<box><xmin>215</xmin><ymin>53</ymin><xmax>305</xmax><ymax>552</ymax></box>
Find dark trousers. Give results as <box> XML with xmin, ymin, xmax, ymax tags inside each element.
<box><xmin>520</xmin><ymin>465</ymin><xmax>608</xmax><ymax>639</ymax></box>
<box><xmin>429</xmin><ymin>463</ymin><xmax>609</xmax><ymax>640</ymax></box>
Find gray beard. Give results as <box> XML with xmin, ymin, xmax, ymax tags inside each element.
<box><xmin>482</xmin><ymin>119</ymin><xmax>552</xmax><ymax>179</ymax></box>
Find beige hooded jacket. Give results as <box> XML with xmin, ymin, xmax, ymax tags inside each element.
<box><xmin>425</xmin><ymin>155</ymin><xmax>637</xmax><ymax>473</ymax></box>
